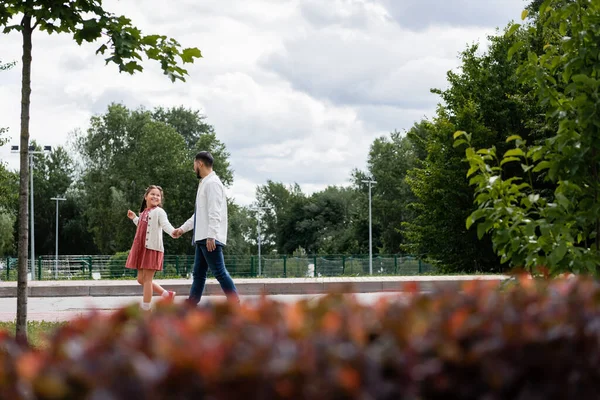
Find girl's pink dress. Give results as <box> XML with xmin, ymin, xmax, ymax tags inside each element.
<box><xmin>125</xmin><ymin>207</ymin><xmax>164</xmax><ymax>271</ymax></box>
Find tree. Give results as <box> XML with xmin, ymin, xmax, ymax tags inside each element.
<box><xmin>27</xmin><ymin>144</ymin><xmax>74</xmax><ymax>256</ymax></box>
<box><xmin>307</xmin><ymin>186</ymin><xmax>359</xmax><ymax>254</ymax></box>
<box><xmin>255</xmin><ymin>181</ymin><xmax>299</xmax><ymax>254</ymax></box>
<box><xmin>356</xmin><ymin>131</ymin><xmax>419</xmax><ymax>254</ymax></box>
<box><xmin>403</xmin><ymin>18</ymin><xmax>550</xmax><ymax>273</ymax></box>
<box><xmin>0</xmin><ymin>59</ymin><xmax>15</xmax><ymax>137</ymax></box>
<box><xmin>0</xmin><ymin>103</ymin><xmax>18</xmax><ymax>260</ymax></box>
<box><xmin>0</xmin><ymin>209</ymin><xmax>15</xmax><ymax>257</ymax></box>
<box><xmin>457</xmin><ymin>0</ymin><xmax>600</xmax><ymax>275</ymax></box>
<box><xmin>153</xmin><ymin>106</ymin><xmax>214</xmax><ymax>150</ymax></box>
<box><xmin>225</xmin><ymin>202</ymin><xmax>255</xmax><ymax>256</ymax></box>
<box><xmin>255</xmin><ymin>182</ymin><xmax>360</xmax><ymax>255</ymax></box>
<box><xmin>75</xmin><ymin>104</ymin><xmax>233</xmax><ymax>256</ymax></box>
<box><xmin>0</xmin><ymin>1</ymin><xmax>202</xmax><ymax>340</ymax></box>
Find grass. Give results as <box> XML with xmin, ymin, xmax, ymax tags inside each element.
<box><xmin>0</xmin><ymin>321</ymin><xmax>65</xmax><ymax>348</ymax></box>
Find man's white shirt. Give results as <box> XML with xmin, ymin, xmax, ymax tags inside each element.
<box><xmin>180</xmin><ymin>171</ymin><xmax>228</xmax><ymax>245</ymax></box>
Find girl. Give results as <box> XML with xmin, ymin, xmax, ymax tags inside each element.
<box><xmin>126</xmin><ymin>185</ymin><xmax>177</xmax><ymax>310</ymax></box>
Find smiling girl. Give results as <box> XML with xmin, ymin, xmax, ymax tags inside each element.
<box><xmin>126</xmin><ymin>185</ymin><xmax>177</xmax><ymax>310</ymax></box>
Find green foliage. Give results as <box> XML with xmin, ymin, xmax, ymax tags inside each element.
<box><xmin>108</xmin><ymin>251</ymin><xmax>130</xmax><ymax>278</ymax></box>
<box><xmin>0</xmin><ymin>208</ymin><xmax>15</xmax><ymax>257</ymax></box>
<box><xmin>28</xmin><ymin>144</ymin><xmax>75</xmax><ymax>256</ymax></box>
<box><xmin>0</xmin><ymin>59</ymin><xmax>14</xmax><ymax>71</ymax></box>
<box><xmin>224</xmin><ymin>202</ymin><xmax>254</xmax><ymax>256</ymax></box>
<box><xmin>74</xmin><ymin>104</ymin><xmax>232</xmax><ymax>255</ymax></box>
<box><xmin>1</xmin><ymin>277</ymin><xmax>600</xmax><ymax>398</ymax></box>
<box><xmin>353</xmin><ymin>131</ymin><xmax>417</xmax><ymax>254</ymax></box>
<box><xmin>0</xmin><ymin>1</ymin><xmax>201</xmax><ymax>82</ymax></box>
<box><xmin>0</xmin><ymin>320</ymin><xmax>64</xmax><ymax>348</ymax></box>
<box><xmin>402</xmin><ymin>24</ymin><xmax>549</xmax><ymax>272</ymax></box>
<box><xmin>256</xmin><ymin>182</ymin><xmax>359</xmax><ymax>255</ymax></box>
<box><xmin>457</xmin><ymin>0</ymin><xmax>600</xmax><ymax>275</ymax></box>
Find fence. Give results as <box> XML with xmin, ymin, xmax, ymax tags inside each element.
<box><xmin>1</xmin><ymin>254</ymin><xmax>434</xmax><ymax>281</ymax></box>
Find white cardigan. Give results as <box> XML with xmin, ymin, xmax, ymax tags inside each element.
<box><xmin>132</xmin><ymin>207</ymin><xmax>175</xmax><ymax>252</ymax></box>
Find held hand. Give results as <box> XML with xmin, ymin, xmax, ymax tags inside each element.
<box><xmin>207</xmin><ymin>238</ymin><xmax>216</xmax><ymax>252</ymax></box>
<box><xmin>127</xmin><ymin>210</ymin><xmax>136</xmax><ymax>220</ymax></box>
<box><xmin>172</xmin><ymin>228</ymin><xmax>183</xmax><ymax>239</ymax></box>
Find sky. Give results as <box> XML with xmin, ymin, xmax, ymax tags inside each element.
<box><xmin>0</xmin><ymin>0</ymin><xmax>527</xmax><ymax>205</ymax></box>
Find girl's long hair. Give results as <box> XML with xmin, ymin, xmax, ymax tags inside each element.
<box><xmin>139</xmin><ymin>185</ymin><xmax>164</xmax><ymax>213</ymax></box>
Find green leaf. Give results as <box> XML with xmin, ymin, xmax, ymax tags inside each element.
<box><xmin>477</xmin><ymin>219</ymin><xmax>493</xmax><ymax>240</ymax></box>
<box><xmin>559</xmin><ymin>21</ymin><xmax>567</xmax><ymax>36</ymax></box>
<box><xmin>551</xmin><ymin>241</ymin><xmax>567</xmax><ymax>265</ymax></box>
<box><xmin>508</xmin><ymin>41</ymin><xmax>524</xmax><ymax>61</ymax></box>
<box><xmin>141</xmin><ymin>34</ymin><xmax>162</xmax><ymax>46</ymax></box>
<box><xmin>453</xmin><ymin>139</ymin><xmax>467</xmax><ymax>148</ymax></box>
<box><xmin>506</xmin><ymin>135</ymin><xmax>522</xmax><ymax>142</ymax></box>
<box><xmin>467</xmin><ymin>165</ymin><xmax>479</xmax><ymax>177</ymax></box>
<box><xmin>539</xmin><ymin>0</ymin><xmax>551</xmax><ymax>14</ymax></box>
<box><xmin>453</xmin><ymin>131</ymin><xmax>467</xmax><ymax>140</ymax></box>
<box><xmin>2</xmin><ymin>24</ymin><xmax>23</xmax><ymax>33</ymax></box>
<box><xmin>500</xmin><ymin>157</ymin><xmax>520</xmax><ymax>166</ymax></box>
<box><xmin>95</xmin><ymin>44</ymin><xmax>108</xmax><ymax>55</ymax></box>
<box><xmin>506</xmin><ymin>23</ymin><xmax>521</xmax><ymax>38</ymax></box>
<box><xmin>521</xmin><ymin>163</ymin><xmax>534</xmax><ymax>173</ymax></box>
<box><xmin>181</xmin><ymin>47</ymin><xmax>202</xmax><ymax>63</ymax></box>
<box><xmin>532</xmin><ymin>160</ymin><xmax>551</xmax><ymax>172</ymax></box>
<box><xmin>521</xmin><ymin>9</ymin><xmax>529</xmax><ymax>20</ymax></box>
<box><xmin>122</xmin><ymin>61</ymin><xmax>143</xmax><ymax>74</ymax></box>
<box><xmin>504</xmin><ymin>148</ymin><xmax>525</xmax><ymax>158</ymax></box>
<box><xmin>555</xmin><ymin>193</ymin><xmax>570</xmax><ymax>210</ymax></box>
<box><xmin>527</xmin><ymin>51</ymin><xmax>538</xmax><ymax>65</ymax></box>
<box><xmin>74</xmin><ymin>19</ymin><xmax>103</xmax><ymax>45</ymax></box>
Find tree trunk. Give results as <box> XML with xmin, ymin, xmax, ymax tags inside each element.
<box><xmin>16</xmin><ymin>15</ymin><xmax>33</xmax><ymax>342</ymax></box>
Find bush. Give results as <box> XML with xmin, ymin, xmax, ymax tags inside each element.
<box><xmin>109</xmin><ymin>251</ymin><xmax>131</xmax><ymax>278</ymax></box>
<box><xmin>1</xmin><ymin>276</ymin><xmax>600</xmax><ymax>399</ymax></box>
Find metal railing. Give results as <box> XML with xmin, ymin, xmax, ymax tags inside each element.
<box><xmin>1</xmin><ymin>254</ymin><xmax>434</xmax><ymax>281</ymax></box>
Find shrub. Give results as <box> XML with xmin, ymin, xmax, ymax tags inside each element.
<box><xmin>109</xmin><ymin>251</ymin><xmax>131</xmax><ymax>278</ymax></box>
<box><xmin>1</xmin><ymin>276</ymin><xmax>600</xmax><ymax>399</ymax></box>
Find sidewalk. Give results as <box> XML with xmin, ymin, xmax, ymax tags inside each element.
<box><xmin>0</xmin><ymin>275</ymin><xmax>509</xmax><ymax>297</ymax></box>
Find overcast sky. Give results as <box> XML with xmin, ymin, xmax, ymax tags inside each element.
<box><xmin>0</xmin><ymin>0</ymin><xmax>527</xmax><ymax>205</ymax></box>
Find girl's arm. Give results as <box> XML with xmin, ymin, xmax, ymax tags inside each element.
<box><xmin>157</xmin><ymin>208</ymin><xmax>176</xmax><ymax>237</ymax></box>
<box><xmin>128</xmin><ymin>210</ymin><xmax>139</xmax><ymax>226</ymax></box>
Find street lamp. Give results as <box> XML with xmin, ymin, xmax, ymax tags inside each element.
<box><xmin>50</xmin><ymin>196</ymin><xmax>66</xmax><ymax>279</ymax></box>
<box><xmin>251</xmin><ymin>206</ymin><xmax>273</xmax><ymax>276</ymax></box>
<box><xmin>11</xmin><ymin>144</ymin><xmax>52</xmax><ymax>280</ymax></box>
<box><xmin>361</xmin><ymin>179</ymin><xmax>377</xmax><ymax>275</ymax></box>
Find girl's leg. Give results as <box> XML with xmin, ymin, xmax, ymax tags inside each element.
<box><xmin>142</xmin><ymin>269</ymin><xmax>156</xmax><ymax>306</ymax></box>
<box><xmin>153</xmin><ymin>282</ymin><xmax>167</xmax><ymax>295</ymax></box>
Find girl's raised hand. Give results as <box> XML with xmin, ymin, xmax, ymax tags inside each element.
<box><xmin>127</xmin><ymin>210</ymin><xmax>136</xmax><ymax>220</ymax></box>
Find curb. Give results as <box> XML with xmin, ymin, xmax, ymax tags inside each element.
<box><xmin>0</xmin><ymin>276</ymin><xmax>509</xmax><ymax>298</ymax></box>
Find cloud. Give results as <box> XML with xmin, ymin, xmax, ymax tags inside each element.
<box><xmin>262</xmin><ymin>22</ymin><xmax>492</xmax><ymax>109</ymax></box>
<box><xmin>0</xmin><ymin>0</ymin><xmax>526</xmax><ymax>206</ymax></box>
<box><xmin>378</xmin><ymin>0</ymin><xmax>525</xmax><ymax>30</ymax></box>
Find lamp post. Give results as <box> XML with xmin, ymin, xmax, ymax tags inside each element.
<box><xmin>361</xmin><ymin>179</ymin><xmax>376</xmax><ymax>275</ymax></box>
<box><xmin>50</xmin><ymin>196</ymin><xmax>66</xmax><ymax>279</ymax></box>
<box><xmin>251</xmin><ymin>206</ymin><xmax>273</xmax><ymax>276</ymax></box>
<box><xmin>11</xmin><ymin>144</ymin><xmax>52</xmax><ymax>280</ymax></box>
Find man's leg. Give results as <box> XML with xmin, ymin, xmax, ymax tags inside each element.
<box><xmin>200</xmin><ymin>242</ymin><xmax>240</xmax><ymax>302</ymax></box>
<box><xmin>188</xmin><ymin>243</ymin><xmax>209</xmax><ymax>305</ymax></box>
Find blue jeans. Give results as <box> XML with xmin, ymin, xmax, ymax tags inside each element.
<box><xmin>188</xmin><ymin>239</ymin><xmax>239</xmax><ymax>304</ymax></box>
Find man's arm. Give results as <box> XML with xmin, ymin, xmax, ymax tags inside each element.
<box><xmin>206</xmin><ymin>181</ymin><xmax>223</xmax><ymax>240</ymax></box>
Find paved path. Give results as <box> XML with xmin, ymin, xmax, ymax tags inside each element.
<box><xmin>0</xmin><ymin>293</ymin><xmax>409</xmax><ymax>322</ymax></box>
<box><xmin>0</xmin><ymin>275</ymin><xmax>508</xmax><ymax>297</ymax></box>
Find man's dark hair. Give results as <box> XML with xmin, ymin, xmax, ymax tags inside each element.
<box><xmin>195</xmin><ymin>151</ymin><xmax>214</xmax><ymax>167</ymax></box>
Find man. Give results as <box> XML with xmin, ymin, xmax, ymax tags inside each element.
<box><xmin>173</xmin><ymin>151</ymin><xmax>240</xmax><ymax>304</ymax></box>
